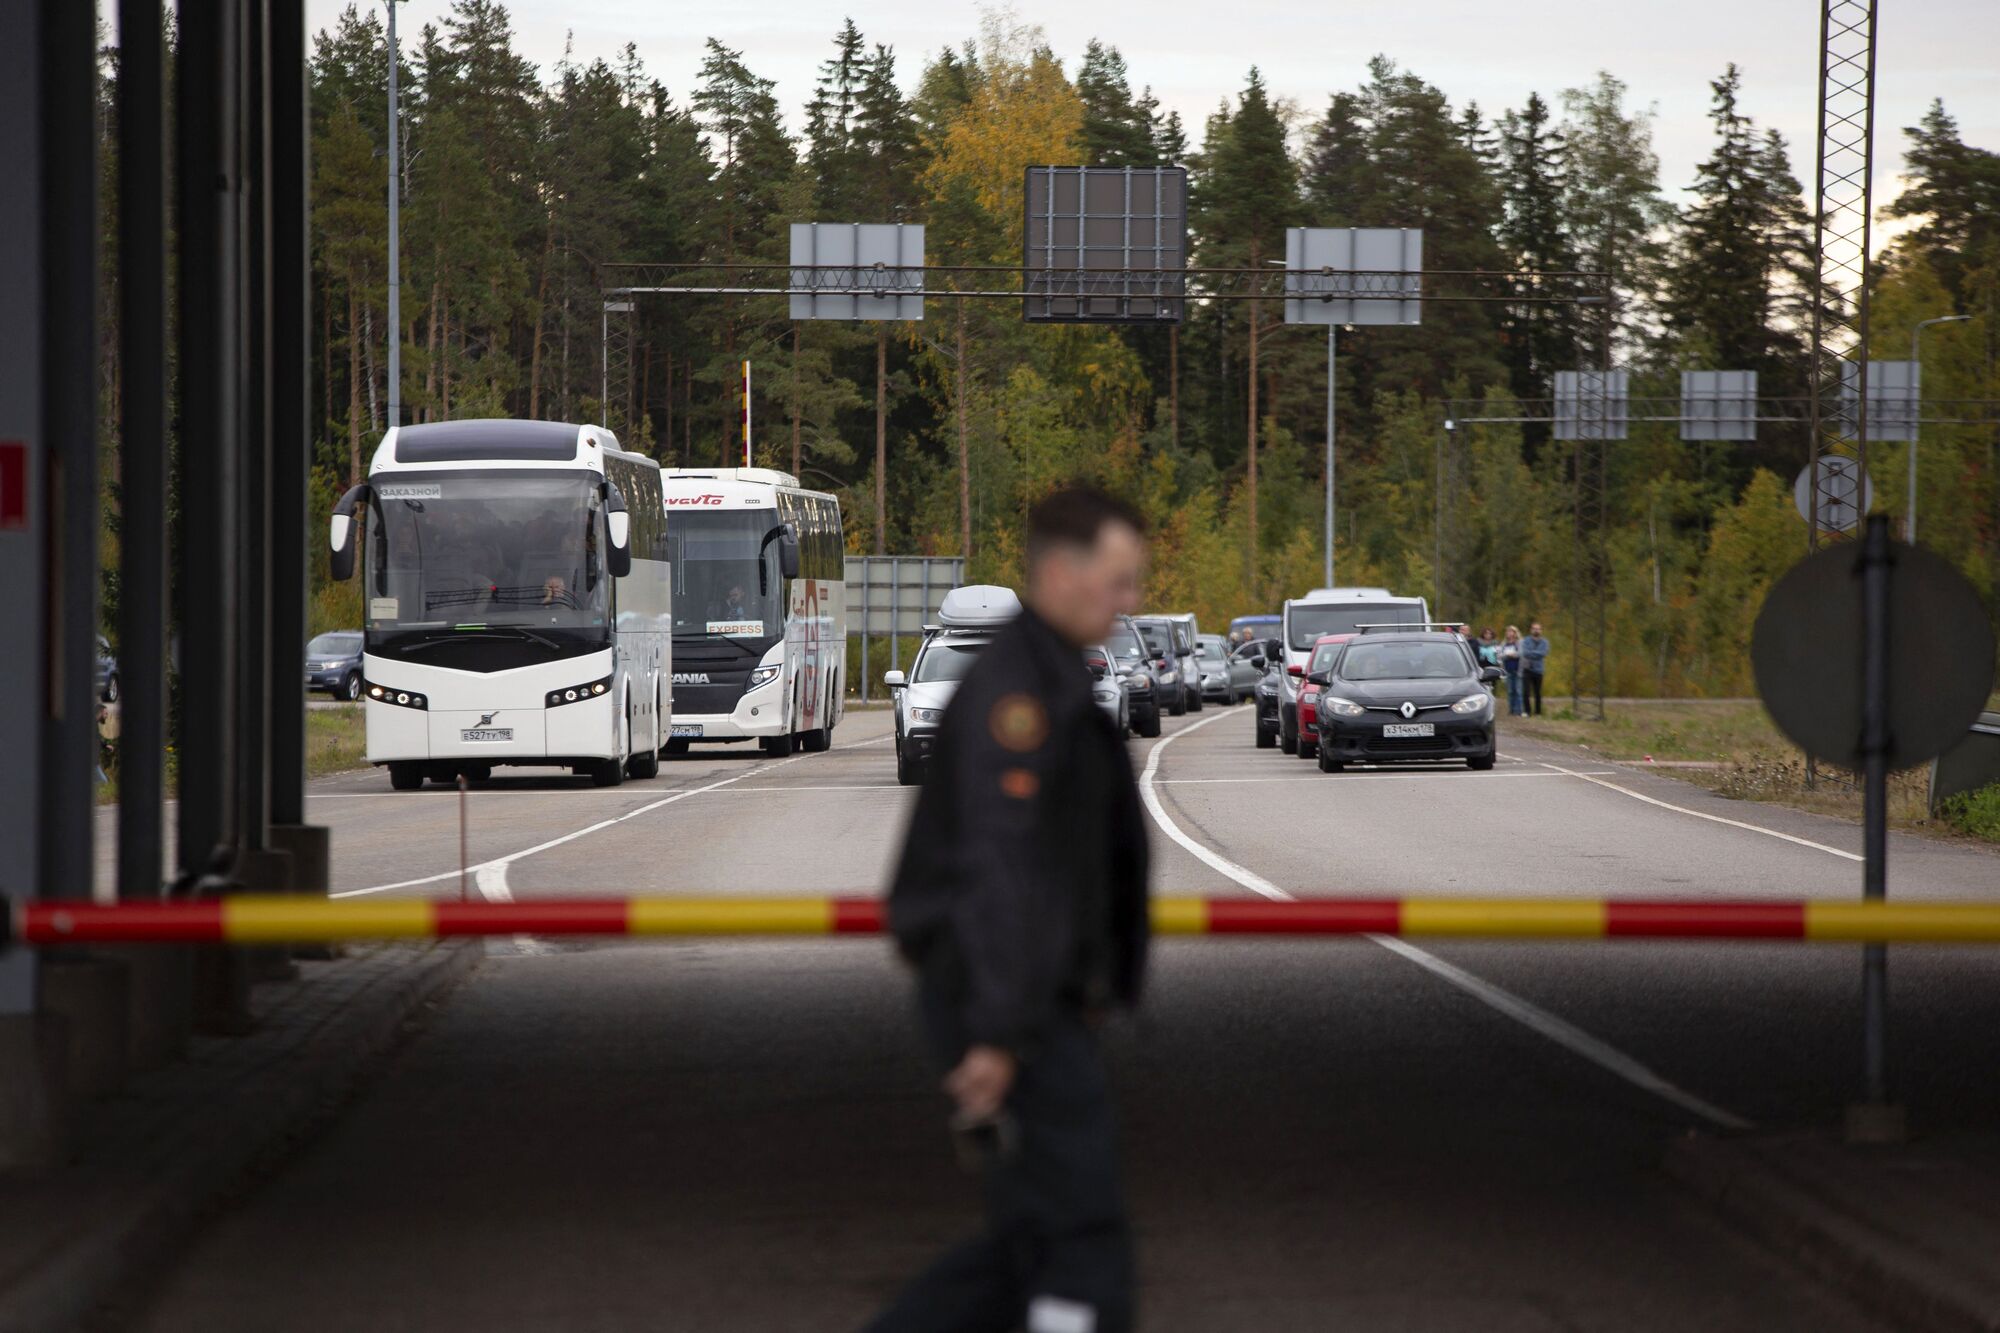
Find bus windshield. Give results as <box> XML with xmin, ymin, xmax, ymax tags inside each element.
<box><xmin>667</xmin><ymin>509</ymin><xmax>785</xmax><ymax>644</ymax></box>
<box><xmin>365</xmin><ymin>471</ymin><xmax>608</xmax><ymax>636</ymax></box>
<box><xmin>1287</xmin><ymin>602</ymin><xmax>1423</xmax><ymax>650</ymax></box>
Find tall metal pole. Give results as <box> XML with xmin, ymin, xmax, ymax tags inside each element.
<box><xmin>1908</xmin><ymin>315</ymin><xmax>1970</xmax><ymax>544</ymax></box>
<box><xmin>384</xmin><ymin>0</ymin><xmax>401</xmax><ymax>429</ymax></box>
<box><xmin>1324</xmin><ymin>324</ymin><xmax>1336</xmax><ymax>587</ymax></box>
<box><xmin>1858</xmin><ymin>514</ymin><xmax>1892</xmax><ymax>1115</ymax></box>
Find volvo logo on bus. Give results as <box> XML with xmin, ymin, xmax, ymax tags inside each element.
<box><xmin>476</xmin><ymin>711</ymin><xmax>498</xmax><ymax>727</ymax></box>
<box><xmin>672</xmin><ymin>672</ymin><xmax>711</xmax><ymax>686</ymax></box>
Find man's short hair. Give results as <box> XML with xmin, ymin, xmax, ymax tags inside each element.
<box><xmin>1024</xmin><ymin>486</ymin><xmax>1145</xmax><ymax>567</ymax></box>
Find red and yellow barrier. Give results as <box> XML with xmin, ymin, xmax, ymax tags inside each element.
<box><xmin>11</xmin><ymin>895</ymin><xmax>2000</xmax><ymax>946</ymax></box>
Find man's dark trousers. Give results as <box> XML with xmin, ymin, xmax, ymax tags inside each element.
<box><xmin>866</xmin><ymin>989</ymin><xmax>1134</xmax><ymax>1333</ymax></box>
<box><xmin>1524</xmin><ymin>669</ymin><xmax>1544</xmax><ymax>715</ymax></box>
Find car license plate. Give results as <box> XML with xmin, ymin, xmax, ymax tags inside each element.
<box><xmin>1383</xmin><ymin>722</ymin><xmax>1434</xmax><ymax>738</ymax></box>
<box><xmin>670</xmin><ymin>724</ymin><xmax>704</xmax><ymax>738</ymax></box>
<box><xmin>460</xmin><ymin>727</ymin><xmax>512</xmax><ymax>743</ymax></box>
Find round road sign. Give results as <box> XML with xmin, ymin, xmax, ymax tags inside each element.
<box><xmin>1751</xmin><ymin>540</ymin><xmax>1995</xmax><ymax>770</ymax></box>
<box><xmin>1793</xmin><ymin>456</ymin><xmax>1874</xmax><ymax>534</ymax></box>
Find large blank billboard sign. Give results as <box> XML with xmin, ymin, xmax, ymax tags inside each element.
<box><xmin>1681</xmin><ymin>369</ymin><xmax>1758</xmax><ymax>441</ymax></box>
<box><xmin>1023</xmin><ymin>166</ymin><xmax>1186</xmax><ymax>323</ymax></box>
<box><xmin>1283</xmin><ymin>228</ymin><xmax>1423</xmax><ymax>326</ymax></box>
<box><xmin>1554</xmin><ymin>369</ymin><xmax>1631</xmax><ymax>441</ymax></box>
<box><xmin>790</xmin><ymin>223</ymin><xmax>925</xmax><ymax>322</ymax></box>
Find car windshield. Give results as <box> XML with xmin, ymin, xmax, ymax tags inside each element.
<box><xmin>1287</xmin><ymin>602</ymin><xmax>1424</xmax><ymax>650</ymax></box>
<box><xmin>1338</xmin><ymin>641</ymin><xmax>1471</xmax><ymax>681</ymax></box>
<box><xmin>913</xmin><ymin>639</ymin><xmax>986</xmax><ymax>683</ymax></box>
<box><xmin>1310</xmin><ymin>642</ymin><xmax>1344</xmax><ymax>672</ymax></box>
<box><xmin>1110</xmin><ymin>628</ymin><xmax>1148</xmax><ymax>662</ymax></box>
<box><xmin>366</xmin><ymin>471</ymin><xmax>606</xmax><ymax>630</ymax></box>
<box><xmin>1197</xmin><ymin>638</ymin><xmax>1226</xmax><ymax>660</ymax></box>
<box><xmin>1137</xmin><ymin>624</ymin><xmax>1174</xmax><ymax>656</ymax></box>
<box><xmin>308</xmin><ymin>633</ymin><xmax>361</xmax><ymax>656</ymax></box>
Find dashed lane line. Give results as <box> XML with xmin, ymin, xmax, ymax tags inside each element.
<box><xmin>1137</xmin><ymin>709</ymin><xmax>1754</xmax><ymax>1132</ymax></box>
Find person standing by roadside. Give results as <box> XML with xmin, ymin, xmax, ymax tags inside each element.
<box><xmin>1520</xmin><ymin>621</ymin><xmax>1551</xmax><ymax>716</ymax></box>
<box><xmin>1500</xmin><ymin>626</ymin><xmax>1525</xmax><ymax>716</ymax></box>
<box><xmin>1476</xmin><ymin>628</ymin><xmax>1501</xmax><ymax>700</ymax></box>
<box><xmin>872</xmin><ymin>486</ymin><xmax>1152</xmax><ymax>1333</ymax></box>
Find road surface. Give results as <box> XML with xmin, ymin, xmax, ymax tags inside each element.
<box><xmin>105</xmin><ymin>705</ymin><xmax>2000</xmax><ymax>1330</ymax></box>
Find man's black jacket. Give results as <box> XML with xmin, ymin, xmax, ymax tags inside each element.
<box><xmin>888</xmin><ymin>606</ymin><xmax>1151</xmax><ymax>1055</ymax></box>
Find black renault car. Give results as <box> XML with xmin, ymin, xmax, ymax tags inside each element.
<box><xmin>1308</xmin><ymin>630</ymin><xmax>1501</xmax><ymax>772</ymax></box>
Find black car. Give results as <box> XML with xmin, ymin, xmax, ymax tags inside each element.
<box><xmin>1309</xmin><ymin>631</ymin><xmax>1501</xmax><ymax>772</ymax></box>
<box><xmin>1250</xmin><ymin>637</ymin><xmax>1283</xmax><ymax>748</ymax></box>
<box><xmin>1109</xmin><ymin>616</ymin><xmax>1163</xmax><ymax>738</ymax></box>
<box><xmin>1134</xmin><ymin>616</ymin><xmax>1199</xmax><ymax>716</ymax></box>
<box><xmin>305</xmin><ymin>630</ymin><xmax>365</xmax><ymax>700</ymax></box>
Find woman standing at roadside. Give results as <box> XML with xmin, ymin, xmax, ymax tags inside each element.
<box><xmin>1500</xmin><ymin>625</ymin><xmax>1525</xmax><ymax>716</ymax></box>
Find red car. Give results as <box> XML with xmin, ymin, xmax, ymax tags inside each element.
<box><xmin>1289</xmin><ymin>634</ymin><xmax>1353</xmax><ymax>760</ymax></box>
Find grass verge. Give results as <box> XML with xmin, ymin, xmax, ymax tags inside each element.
<box><xmin>1502</xmin><ymin>701</ymin><xmax>1969</xmax><ymax>839</ymax></box>
<box><xmin>96</xmin><ymin>700</ymin><xmax>370</xmax><ymax>804</ymax></box>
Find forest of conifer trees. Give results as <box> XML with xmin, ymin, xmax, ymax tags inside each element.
<box><xmin>93</xmin><ymin>2</ymin><xmax>2000</xmax><ymax>696</ymax></box>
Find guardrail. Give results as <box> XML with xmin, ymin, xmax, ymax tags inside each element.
<box><xmin>11</xmin><ymin>896</ymin><xmax>2000</xmax><ymax>946</ymax></box>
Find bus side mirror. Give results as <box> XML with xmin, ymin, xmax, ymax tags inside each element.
<box><xmin>778</xmin><ymin>529</ymin><xmax>800</xmax><ymax>581</ymax></box>
<box><xmin>604</xmin><ymin>484</ymin><xmax>632</xmax><ymax>579</ymax></box>
<box><xmin>329</xmin><ymin>483</ymin><xmax>369</xmax><ymax>582</ymax></box>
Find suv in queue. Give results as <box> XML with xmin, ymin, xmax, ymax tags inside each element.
<box><xmin>1275</xmin><ymin>588</ymin><xmax>1429</xmax><ymax>753</ymax></box>
<box><xmin>885</xmin><ymin>584</ymin><xmax>1021</xmax><ymax>786</ymax></box>
<box><xmin>1109</xmin><ymin>615</ymin><xmax>1164</xmax><ymax>737</ymax></box>
<box><xmin>1309</xmin><ymin>627</ymin><xmax>1501</xmax><ymax>772</ymax></box>
<box><xmin>1134</xmin><ymin>615</ymin><xmax>1201</xmax><ymax>716</ymax></box>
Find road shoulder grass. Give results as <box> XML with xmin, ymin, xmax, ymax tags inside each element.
<box><xmin>1503</xmin><ymin>700</ymin><xmax>1996</xmax><ymax>845</ymax></box>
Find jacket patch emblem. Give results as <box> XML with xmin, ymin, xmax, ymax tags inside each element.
<box><xmin>999</xmin><ymin>767</ymin><xmax>1040</xmax><ymax>800</ymax></box>
<box><xmin>989</xmin><ymin>694</ymin><xmax>1049</xmax><ymax>752</ymax></box>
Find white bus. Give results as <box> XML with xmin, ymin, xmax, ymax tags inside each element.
<box><xmin>327</xmin><ymin>419</ymin><xmax>671</xmax><ymax>790</ymax></box>
<box><xmin>659</xmin><ymin>467</ymin><xmax>844</xmax><ymax>756</ymax></box>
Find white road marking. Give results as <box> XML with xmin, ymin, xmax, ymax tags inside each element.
<box><xmin>1137</xmin><ymin>709</ymin><xmax>1754</xmax><ymax>1132</ymax></box>
<box><xmin>1151</xmin><ymin>770</ymin><xmax>1617</xmax><ymax>785</ymax></box>
<box><xmin>335</xmin><ymin>753</ymin><xmax>813</xmax><ymax>898</ymax></box>
<box><xmin>1532</xmin><ymin>759</ymin><xmax>1862</xmax><ymax>863</ymax></box>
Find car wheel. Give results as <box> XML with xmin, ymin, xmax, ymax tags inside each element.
<box><xmin>343</xmin><ymin>672</ymin><xmax>361</xmax><ymax>702</ymax></box>
<box><xmin>1298</xmin><ymin>734</ymin><xmax>1318</xmax><ymax>760</ymax></box>
<box><xmin>896</xmin><ymin>741</ymin><xmax>919</xmax><ymax>786</ymax></box>
<box><xmin>1188</xmin><ymin>687</ymin><xmax>1203</xmax><ymax>713</ymax></box>
<box><xmin>1136</xmin><ymin>708</ymin><xmax>1161</xmax><ymax>739</ymax></box>
<box><xmin>1468</xmin><ymin>753</ymin><xmax>1496</xmax><ymax>771</ymax></box>
<box><xmin>104</xmin><ymin>673</ymin><xmax>121</xmax><ymax>704</ymax></box>
<box><xmin>1279</xmin><ymin>709</ymin><xmax>1297</xmax><ymax>754</ymax></box>
<box><xmin>1317</xmin><ymin>745</ymin><xmax>1343</xmax><ymax>773</ymax></box>
<box><xmin>387</xmin><ymin>761</ymin><xmax>424</xmax><ymax>792</ymax></box>
<box><xmin>1255</xmin><ymin>722</ymin><xmax>1274</xmax><ymax>749</ymax></box>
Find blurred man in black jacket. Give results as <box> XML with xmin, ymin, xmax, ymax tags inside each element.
<box><xmin>870</xmin><ymin>487</ymin><xmax>1151</xmax><ymax>1333</ymax></box>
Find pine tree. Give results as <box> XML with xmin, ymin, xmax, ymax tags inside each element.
<box><xmin>1558</xmin><ymin>71</ymin><xmax>1671</xmax><ymax>350</ymax></box>
<box><xmin>1076</xmin><ymin>40</ymin><xmax>1154</xmax><ymax>166</ymax></box>
<box><xmin>1884</xmin><ymin>99</ymin><xmax>2000</xmax><ymax>301</ymax></box>
<box><xmin>1496</xmin><ymin>92</ymin><xmax>1579</xmax><ymax>399</ymax></box>
<box><xmin>853</xmin><ymin>44</ymin><xmax>923</xmax><ymax>220</ymax></box>
<box><xmin>805</xmin><ymin>21</ymin><xmax>869</xmax><ymax>214</ymax></box>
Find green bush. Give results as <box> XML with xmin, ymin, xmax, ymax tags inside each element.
<box><xmin>1938</xmin><ymin>784</ymin><xmax>2000</xmax><ymax>842</ymax></box>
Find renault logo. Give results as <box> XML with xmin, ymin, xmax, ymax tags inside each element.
<box><xmin>1399</xmin><ymin>701</ymin><xmax>1417</xmax><ymax>719</ymax></box>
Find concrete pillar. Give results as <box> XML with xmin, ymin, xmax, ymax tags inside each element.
<box><xmin>100</xmin><ymin>945</ymin><xmax>192</xmax><ymax>1072</ymax></box>
<box><xmin>39</xmin><ymin>956</ymin><xmax>131</xmax><ymax>1103</ymax></box>
<box><xmin>0</xmin><ymin>1014</ymin><xmax>67</xmax><ymax>1172</ymax></box>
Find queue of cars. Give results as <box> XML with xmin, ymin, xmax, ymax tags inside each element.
<box><xmin>1244</xmin><ymin>585</ymin><xmax>1501</xmax><ymax>772</ymax></box>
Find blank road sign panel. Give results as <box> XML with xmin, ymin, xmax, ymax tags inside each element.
<box><xmin>1023</xmin><ymin>166</ymin><xmax>1186</xmax><ymax>323</ymax></box>
<box><xmin>1838</xmin><ymin>360</ymin><xmax>1918</xmax><ymax>443</ymax></box>
<box><xmin>1553</xmin><ymin>370</ymin><xmax>1631</xmax><ymax>441</ymax></box>
<box><xmin>1681</xmin><ymin>370</ymin><xmax>1758</xmax><ymax>441</ymax></box>
<box><xmin>790</xmin><ymin>223</ymin><xmax>925</xmax><ymax>322</ymax></box>
<box><xmin>1284</xmin><ymin>228</ymin><xmax>1423</xmax><ymax>326</ymax></box>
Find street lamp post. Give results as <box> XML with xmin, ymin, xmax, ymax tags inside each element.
<box><xmin>385</xmin><ymin>0</ymin><xmax>402</xmax><ymax>429</ymax></box>
<box><xmin>1907</xmin><ymin>314</ymin><xmax>1970</xmax><ymax>544</ymax></box>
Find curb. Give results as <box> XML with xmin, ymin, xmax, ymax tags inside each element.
<box><xmin>0</xmin><ymin>940</ymin><xmax>480</xmax><ymax>1333</ymax></box>
<box><xmin>1664</xmin><ymin>1133</ymin><xmax>2000</xmax><ymax>1333</ymax></box>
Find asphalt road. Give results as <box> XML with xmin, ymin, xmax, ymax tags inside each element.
<box><xmin>109</xmin><ymin>703</ymin><xmax>2000</xmax><ymax>1330</ymax></box>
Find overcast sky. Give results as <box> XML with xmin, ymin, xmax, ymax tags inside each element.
<box><xmin>309</xmin><ymin>0</ymin><xmax>1999</xmax><ymax>211</ymax></box>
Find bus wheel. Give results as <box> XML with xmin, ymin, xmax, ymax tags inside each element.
<box><xmin>387</xmin><ymin>762</ymin><xmax>423</xmax><ymax>791</ymax></box>
<box><xmin>626</xmin><ymin>743</ymin><xmax>659</xmax><ymax>780</ymax></box>
<box><xmin>588</xmin><ymin>757</ymin><xmax>625</xmax><ymax>788</ymax></box>
<box><xmin>802</xmin><ymin>726</ymin><xmax>829</xmax><ymax>753</ymax></box>
<box><xmin>461</xmin><ymin>763</ymin><xmax>492</xmax><ymax>784</ymax></box>
<box><xmin>762</xmin><ymin>730</ymin><xmax>795</xmax><ymax>758</ymax></box>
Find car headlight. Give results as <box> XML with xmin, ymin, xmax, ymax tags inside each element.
<box><xmin>364</xmin><ymin>681</ymin><xmax>427</xmax><ymax>710</ymax></box>
<box><xmin>1129</xmin><ymin>670</ymin><xmax>1150</xmax><ymax>686</ymax></box>
<box><xmin>1321</xmin><ymin>696</ymin><xmax>1364</xmax><ymax>717</ymax></box>
<box><xmin>1159</xmin><ymin>669</ymin><xmax>1177</xmax><ymax>683</ymax></box>
<box><xmin>909</xmin><ymin>706</ymin><xmax>944</xmax><ymax>725</ymax></box>
<box><xmin>1452</xmin><ymin>693</ymin><xmax>1492</xmax><ymax>714</ymax></box>
<box><xmin>546</xmin><ymin>676</ymin><xmax>613</xmax><ymax>708</ymax></box>
<box><xmin>747</xmin><ymin>664</ymin><xmax>781</xmax><ymax>689</ymax></box>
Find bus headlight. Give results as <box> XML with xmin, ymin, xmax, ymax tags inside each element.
<box><xmin>546</xmin><ymin>676</ymin><xmax>613</xmax><ymax>709</ymax></box>
<box><xmin>364</xmin><ymin>681</ymin><xmax>427</xmax><ymax>710</ymax></box>
<box><xmin>747</xmin><ymin>665</ymin><xmax>781</xmax><ymax>690</ymax></box>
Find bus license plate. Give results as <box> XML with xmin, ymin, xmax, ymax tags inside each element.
<box><xmin>670</xmin><ymin>725</ymin><xmax>704</xmax><ymax>738</ymax></box>
<box><xmin>1383</xmin><ymin>723</ymin><xmax>1433</xmax><ymax>738</ymax></box>
<box><xmin>461</xmin><ymin>727</ymin><xmax>513</xmax><ymax>743</ymax></box>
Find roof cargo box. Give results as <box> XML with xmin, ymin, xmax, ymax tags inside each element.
<box><xmin>937</xmin><ymin>584</ymin><xmax>1022</xmax><ymax>629</ymax></box>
